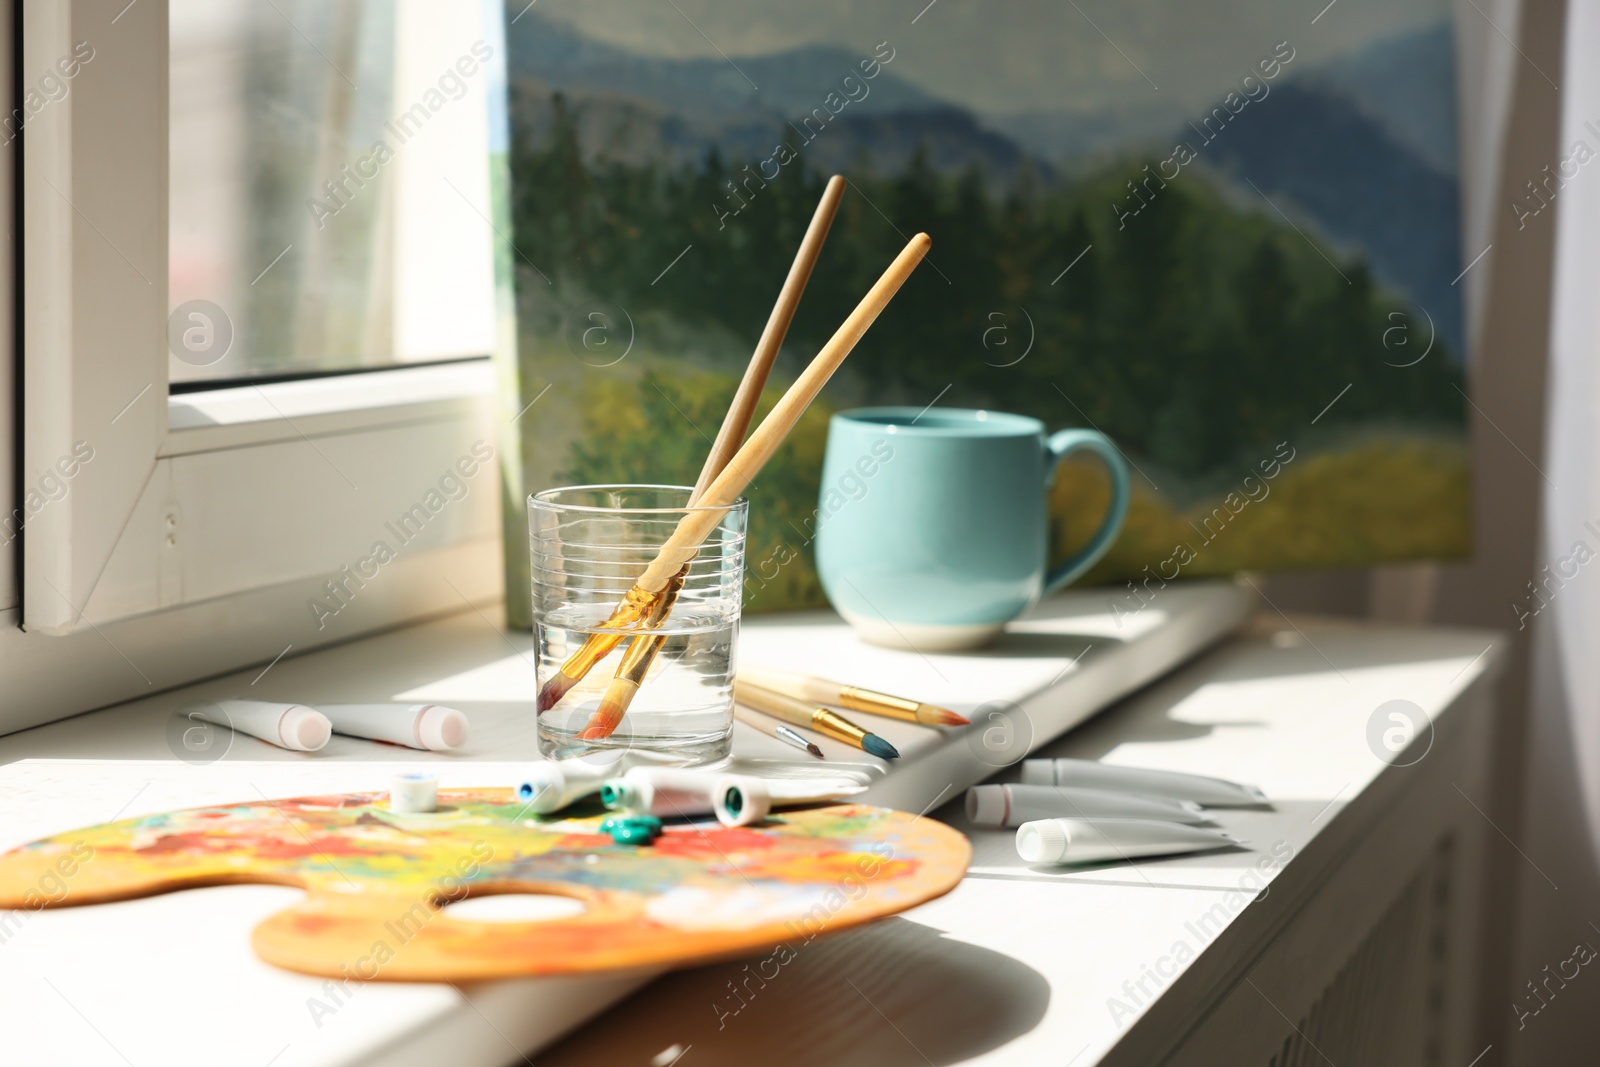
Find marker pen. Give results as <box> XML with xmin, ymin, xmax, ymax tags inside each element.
<box><xmin>966</xmin><ymin>784</ymin><xmax>1209</xmax><ymax>828</ymax></box>
<box><xmin>315</xmin><ymin>704</ymin><xmax>469</xmax><ymax>751</ymax></box>
<box><xmin>187</xmin><ymin>699</ymin><xmax>331</xmax><ymax>752</ymax></box>
<box><xmin>1019</xmin><ymin>758</ymin><xmax>1269</xmax><ymax>807</ymax></box>
<box><xmin>1015</xmin><ymin>818</ymin><xmax>1243</xmax><ymax>865</ymax></box>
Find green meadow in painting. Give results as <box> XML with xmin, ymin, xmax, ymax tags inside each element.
<box><xmin>503</xmin><ymin>2</ymin><xmax>1469</xmax><ymax>621</ymax></box>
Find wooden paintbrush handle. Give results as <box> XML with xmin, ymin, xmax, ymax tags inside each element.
<box><xmin>547</xmin><ymin>182</ymin><xmax>852</xmax><ymax>719</ymax></box>
<box><xmin>735</xmin><ymin>681</ymin><xmax>871</xmax><ymax>750</ymax></box>
<box><xmin>738</xmin><ymin>663</ymin><xmax>834</xmax><ymax>704</ymax></box>
<box><xmin>636</xmin><ymin>232</ymin><xmax>932</xmax><ymax>593</ymax></box>
<box><xmin>691</xmin><ymin>175</ymin><xmax>847</xmax><ymax>501</ymax></box>
<box><xmin>733</xmin><ymin>679</ymin><xmax>817</xmax><ymax>730</ymax></box>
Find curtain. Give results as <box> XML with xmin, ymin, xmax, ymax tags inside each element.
<box><xmin>1507</xmin><ymin>2</ymin><xmax>1600</xmax><ymax>1062</ymax></box>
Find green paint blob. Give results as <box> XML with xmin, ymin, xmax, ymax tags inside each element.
<box><xmin>610</xmin><ymin>823</ymin><xmax>662</xmax><ymax>846</ymax></box>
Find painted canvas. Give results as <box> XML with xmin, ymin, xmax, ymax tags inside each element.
<box><xmin>500</xmin><ymin>1</ymin><xmax>1469</xmax><ymax>622</ymax></box>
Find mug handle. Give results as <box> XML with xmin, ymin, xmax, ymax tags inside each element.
<box><xmin>1042</xmin><ymin>429</ymin><xmax>1131</xmax><ymax>595</ymax></box>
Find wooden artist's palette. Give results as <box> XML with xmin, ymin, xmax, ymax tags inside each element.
<box><xmin>0</xmin><ymin>788</ymin><xmax>969</xmax><ymax>982</ymax></box>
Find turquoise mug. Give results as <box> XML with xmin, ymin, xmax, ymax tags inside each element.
<box><xmin>814</xmin><ymin>407</ymin><xmax>1130</xmax><ymax>650</ymax></box>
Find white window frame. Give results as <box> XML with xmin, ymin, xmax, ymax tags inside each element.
<box><xmin>4</xmin><ymin>0</ymin><xmax>519</xmax><ymax>734</ymax></box>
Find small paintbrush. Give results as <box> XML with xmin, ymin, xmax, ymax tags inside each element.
<box><xmin>733</xmin><ymin>704</ymin><xmax>825</xmax><ymax>759</ymax></box>
<box><xmin>737</xmin><ymin>664</ymin><xmax>969</xmax><ymax>727</ymax></box>
<box><xmin>734</xmin><ymin>680</ymin><xmax>899</xmax><ymax>761</ymax></box>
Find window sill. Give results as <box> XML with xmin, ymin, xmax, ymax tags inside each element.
<box><xmin>162</xmin><ymin>359</ymin><xmax>494</xmax><ymax>458</ymax></box>
<box><xmin>0</xmin><ymin>588</ymin><xmax>1503</xmax><ymax>1065</ymax></box>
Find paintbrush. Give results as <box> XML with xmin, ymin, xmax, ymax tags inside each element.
<box><xmin>733</xmin><ymin>680</ymin><xmax>899</xmax><ymax>760</ymax></box>
<box><xmin>733</xmin><ymin>704</ymin><xmax>826</xmax><ymax>759</ymax></box>
<box><xmin>737</xmin><ymin>664</ymin><xmax>970</xmax><ymax>727</ymax></box>
<box><xmin>572</xmin><ymin>176</ymin><xmax>848</xmax><ymax>724</ymax></box>
<box><xmin>577</xmin><ymin>231</ymin><xmax>933</xmax><ymax>739</ymax></box>
<box><xmin>538</xmin><ymin>175</ymin><xmax>849</xmax><ymax>714</ymax></box>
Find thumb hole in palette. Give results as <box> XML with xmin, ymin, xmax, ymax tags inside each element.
<box><xmin>443</xmin><ymin>892</ymin><xmax>588</xmax><ymax>923</ymax></box>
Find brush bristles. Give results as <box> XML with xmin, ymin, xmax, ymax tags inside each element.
<box><xmin>861</xmin><ymin>733</ymin><xmax>900</xmax><ymax>760</ymax></box>
<box><xmin>578</xmin><ymin>708</ymin><xmax>622</xmax><ymax>740</ymax></box>
<box><xmin>806</xmin><ymin>742</ymin><xmax>825</xmax><ymax>759</ymax></box>
<box><xmin>537</xmin><ymin>672</ymin><xmax>575</xmax><ymax>713</ymax></box>
<box><xmin>927</xmin><ymin>706</ymin><xmax>971</xmax><ymax>727</ymax></box>
<box><xmin>578</xmin><ymin>681</ymin><xmax>637</xmax><ymax>740</ymax></box>
<box><xmin>577</xmin><ymin>721</ymin><xmax>617</xmax><ymax>741</ymax></box>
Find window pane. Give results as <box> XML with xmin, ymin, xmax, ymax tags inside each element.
<box><xmin>169</xmin><ymin>0</ymin><xmax>497</xmax><ymax>385</ymax></box>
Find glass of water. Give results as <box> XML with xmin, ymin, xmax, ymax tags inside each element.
<box><xmin>529</xmin><ymin>485</ymin><xmax>747</xmax><ymax>765</ymax></box>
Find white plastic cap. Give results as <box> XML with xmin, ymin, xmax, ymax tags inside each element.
<box><xmin>714</xmin><ymin>776</ymin><xmax>771</xmax><ymax>827</ymax></box>
<box><xmin>418</xmin><ymin>705</ymin><xmax>468</xmax><ymax>751</ymax></box>
<box><xmin>1016</xmin><ymin>818</ymin><xmax>1072</xmax><ymax>864</ymax></box>
<box><xmin>1019</xmin><ymin>760</ymin><xmax>1055</xmax><ymax>786</ymax></box>
<box><xmin>601</xmin><ymin>778</ymin><xmax>649</xmax><ymax>813</ymax></box>
<box><xmin>965</xmin><ymin>785</ymin><xmax>1008</xmax><ymax>827</ymax></box>
<box><xmin>517</xmin><ymin>763</ymin><xmax>568</xmax><ymax>812</ymax></box>
<box><xmin>279</xmin><ymin>706</ymin><xmax>331</xmax><ymax>751</ymax></box>
<box><xmin>390</xmin><ymin>772</ymin><xmax>438</xmax><ymax>813</ymax></box>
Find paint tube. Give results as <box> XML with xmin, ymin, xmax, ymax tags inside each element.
<box><xmin>600</xmin><ymin>768</ymin><xmax>770</xmax><ymax>827</ymax></box>
<box><xmin>600</xmin><ymin>768</ymin><xmax>866</xmax><ymax>827</ymax></box>
<box><xmin>1019</xmin><ymin>758</ymin><xmax>1269</xmax><ymax>807</ymax></box>
<box><xmin>1015</xmin><ymin>818</ymin><xmax>1244</xmax><ymax>865</ymax></box>
<box><xmin>315</xmin><ymin>704</ymin><xmax>469</xmax><ymax>751</ymax></box>
<box><xmin>516</xmin><ymin>752</ymin><xmax>648</xmax><ymax>814</ymax></box>
<box><xmin>966</xmin><ymin>784</ymin><xmax>1210</xmax><ymax>828</ymax></box>
<box><xmin>187</xmin><ymin>699</ymin><xmax>331</xmax><ymax>752</ymax></box>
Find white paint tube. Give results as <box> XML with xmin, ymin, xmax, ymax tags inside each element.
<box><xmin>966</xmin><ymin>784</ymin><xmax>1210</xmax><ymax>828</ymax></box>
<box><xmin>1019</xmin><ymin>758</ymin><xmax>1269</xmax><ymax>807</ymax></box>
<box><xmin>600</xmin><ymin>767</ymin><xmax>866</xmax><ymax>827</ymax></box>
<box><xmin>315</xmin><ymin>703</ymin><xmax>469</xmax><ymax>751</ymax></box>
<box><xmin>600</xmin><ymin>768</ymin><xmax>770</xmax><ymax>827</ymax></box>
<box><xmin>516</xmin><ymin>752</ymin><xmax>649</xmax><ymax>814</ymax></box>
<box><xmin>189</xmin><ymin>699</ymin><xmax>331</xmax><ymax>752</ymax></box>
<box><xmin>1015</xmin><ymin>818</ymin><xmax>1244</xmax><ymax>865</ymax></box>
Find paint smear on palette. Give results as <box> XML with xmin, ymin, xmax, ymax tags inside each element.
<box><xmin>0</xmin><ymin>789</ymin><xmax>969</xmax><ymax>982</ymax></box>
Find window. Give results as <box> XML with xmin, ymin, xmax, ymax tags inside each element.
<box><xmin>168</xmin><ymin>0</ymin><xmax>496</xmax><ymax>385</ymax></box>
<box><xmin>6</xmin><ymin>0</ymin><xmax>512</xmax><ymax>731</ymax></box>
